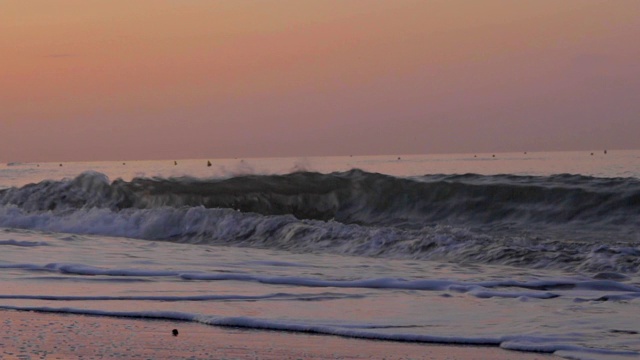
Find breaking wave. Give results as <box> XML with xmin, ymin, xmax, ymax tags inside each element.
<box><xmin>2</xmin><ymin>170</ymin><xmax>639</xmax><ymax>227</ymax></box>
<box><xmin>1</xmin><ymin>171</ymin><xmax>639</xmax><ymax>272</ymax></box>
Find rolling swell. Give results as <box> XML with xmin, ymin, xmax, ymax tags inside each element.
<box><xmin>0</xmin><ymin>170</ymin><xmax>639</xmax><ymax>229</ymax></box>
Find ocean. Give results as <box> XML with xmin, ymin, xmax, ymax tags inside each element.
<box><xmin>1</xmin><ymin>151</ymin><xmax>639</xmax><ymax>359</ymax></box>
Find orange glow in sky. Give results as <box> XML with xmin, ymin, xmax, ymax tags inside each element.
<box><xmin>1</xmin><ymin>0</ymin><xmax>639</xmax><ymax>162</ymax></box>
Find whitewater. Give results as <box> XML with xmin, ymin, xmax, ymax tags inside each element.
<box><xmin>1</xmin><ymin>151</ymin><xmax>639</xmax><ymax>359</ymax></box>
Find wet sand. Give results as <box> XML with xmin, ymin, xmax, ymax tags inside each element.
<box><xmin>0</xmin><ymin>309</ymin><xmax>555</xmax><ymax>359</ymax></box>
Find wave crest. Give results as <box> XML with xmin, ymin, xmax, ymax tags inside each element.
<box><xmin>1</xmin><ymin>170</ymin><xmax>639</xmax><ymax>229</ymax></box>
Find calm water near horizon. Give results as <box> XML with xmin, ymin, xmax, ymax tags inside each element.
<box><xmin>1</xmin><ymin>150</ymin><xmax>639</xmax><ymax>359</ymax></box>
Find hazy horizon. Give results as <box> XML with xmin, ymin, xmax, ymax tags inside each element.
<box><xmin>2</xmin><ymin>0</ymin><xmax>639</xmax><ymax>163</ymax></box>
<box><xmin>5</xmin><ymin>147</ymin><xmax>634</xmax><ymax>165</ymax></box>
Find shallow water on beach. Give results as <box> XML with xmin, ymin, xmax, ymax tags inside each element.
<box><xmin>1</xmin><ymin>151</ymin><xmax>639</xmax><ymax>359</ymax></box>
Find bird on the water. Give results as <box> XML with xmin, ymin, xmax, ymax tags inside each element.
<box><xmin>172</xmin><ymin>329</ymin><xmax>179</xmax><ymax>336</ymax></box>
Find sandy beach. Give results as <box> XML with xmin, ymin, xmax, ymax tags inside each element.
<box><xmin>0</xmin><ymin>309</ymin><xmax>555</xmax><ymax>360</ymax></box>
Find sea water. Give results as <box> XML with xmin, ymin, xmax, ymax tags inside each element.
<box><xmin>1</xmin><ymin>151</ymin><xmax>639</xmax><ymax>359</ymax></box>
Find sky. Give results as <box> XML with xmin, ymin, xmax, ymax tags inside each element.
<box><xmin>1</xmin><ymin>0</ymin><xmax>639</xmax><ymax>162</ymax></box>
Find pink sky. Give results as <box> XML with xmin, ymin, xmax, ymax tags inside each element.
<box><xmin>2</xmin><ymin>0</ymin><xmax>639</xmax><ymax>162</ymax></box>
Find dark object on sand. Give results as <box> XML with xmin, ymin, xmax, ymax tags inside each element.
<box><xmin>207</xmin><ymin>160</ymin><xmax>212</xmax><ymax>167</ymax></box>
<box><xmin>172</xmin><ymin>329</ymin><xmax>179</xmax><ymax>336</ymax></box>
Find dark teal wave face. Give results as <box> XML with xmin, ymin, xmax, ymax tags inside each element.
<box><xmin>2</xmin><ymin>170</ymin><xmax>639</xmax><ymax>231</ymax></box>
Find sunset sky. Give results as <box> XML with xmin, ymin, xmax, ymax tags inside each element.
<box><xmin>2</xmin><ymin>0</ymin><xmax>639</xmax><ymax>162</ymax></box>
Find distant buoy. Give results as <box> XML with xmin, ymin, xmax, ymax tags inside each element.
<box><xmin>59</xmin><ymin>164</ymin><xmax>62</xmax><ymax>167</ymax></box>
<box><xmin>397</xmin><ymin>157</ymin><xmax>401</xmax><ymax>160</ymax></box>
<box><xmin>604</xmin><ymin>150</ymin><xmax>607</xmax><ymax>154</ymax></box>
<box><xmin>207</xmin><ymin>160</ymin><xmax>212</xmax><ymax>167</ymax></box>
<box><xmin>174</xmin><ymin>161</ymin><xmax>177</xmax><ymax>166</ymax></box>
<box><xmin>172</xmin><ymin>329</ymin><xmax>179</xmax><ymax>336</ymax></box>
<box><xmin>591</xmin><ymin>153</ymin><xmax>594</xmax><ymax>156</ymax></box>
<box><xmin>123</xmin><ymin>162</ymin><xmax>126</xmax><ymax>165</ymax></box>
<box><xmin>492</xmin><ymin>154</ymin><xmax>495</xmax><ymax>158</ymax></box>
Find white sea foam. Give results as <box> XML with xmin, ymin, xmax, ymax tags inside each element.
<box><xmin>1</xmin><ymin>204</ymin><xmax>638</xmax><ymax>273</ymax></box>
<box><xmin>3</xmin><ymin>261</ymin><xmax>638</xmax><ymax>302</ymax></box>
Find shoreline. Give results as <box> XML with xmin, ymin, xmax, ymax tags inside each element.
<box><xmin>0</xmin><ymin>309</ymin><xmax>555</xmax><ymax>359</ymax></box>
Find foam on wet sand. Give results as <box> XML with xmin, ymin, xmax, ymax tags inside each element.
<box><xmin>0</xmin><ymin>310</ymin><xmax>552</xmax><ymax>359</ymax></box>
